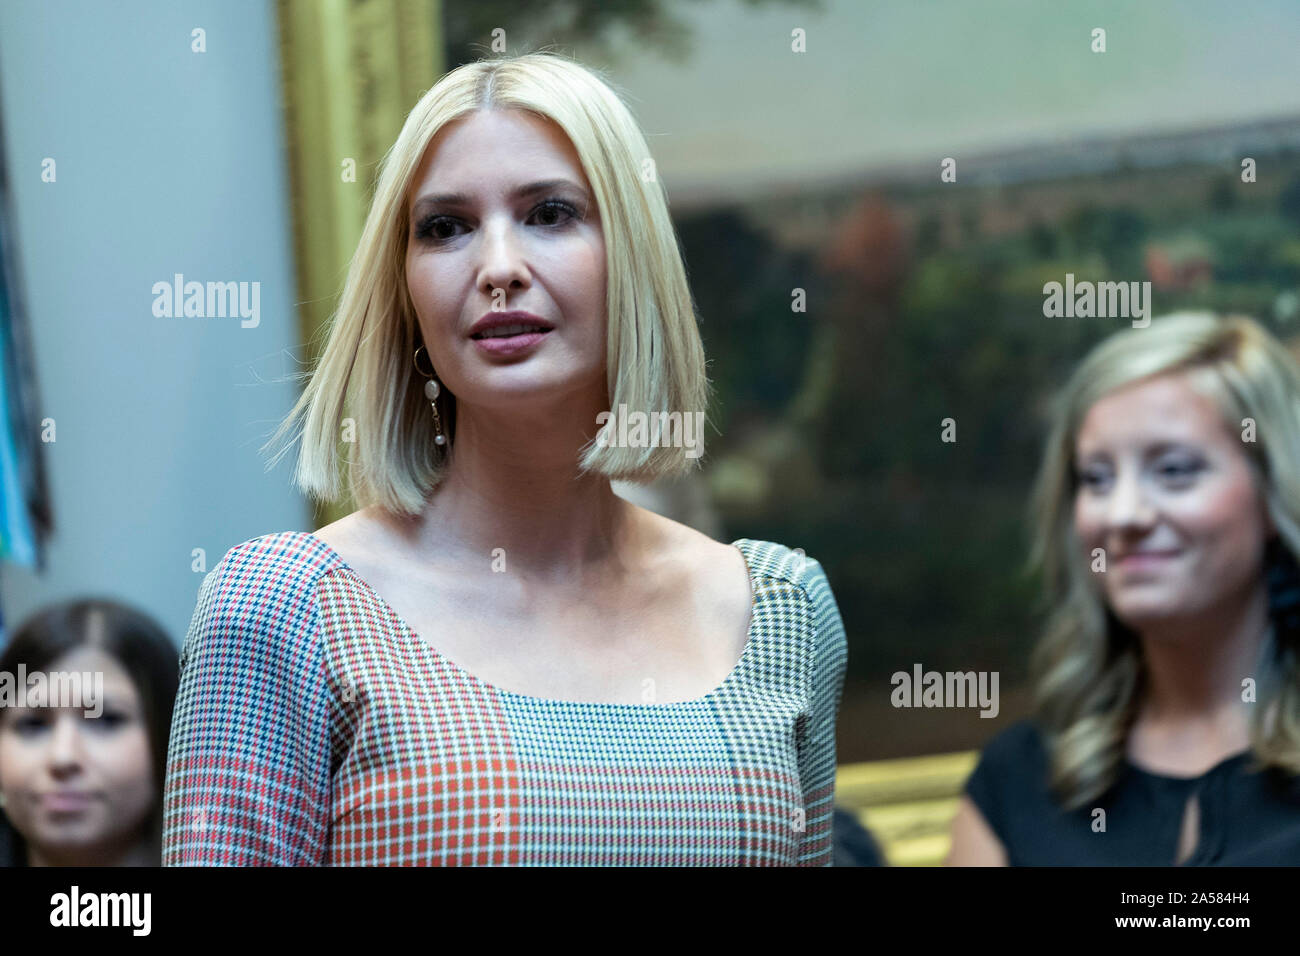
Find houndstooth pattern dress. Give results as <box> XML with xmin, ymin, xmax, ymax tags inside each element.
<box><xmin>162</xmin><ymin>530</ymin><xmax>847</xmax><ymax>866</ymax></box>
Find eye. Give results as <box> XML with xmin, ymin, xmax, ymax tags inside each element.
<box><xmin>84</xmin><ymin>710</ymin><xmax>127</xmax><ymax>731</ymax></box>
<box><xmin>1076</xmin><ymin>465</ymin><xmax>1112</xmax><ymax>492</ymax></box>
<box><xmin>12</xmin><ymin>713</ymin><xmax>50</xmax><ymax>735</ymax></box>
<box><xmin>1155</xmin><ymin>457</ymin><xmax>1202</xmax><ymax>485</ymax></box>
<box><xmin>413</xmin><ymin>214</ymin><xmax>463</xmax><ymax>243</ymax></box>
<box><xmin>531</xmin><ymin>199</ymin><xmax>580</xmax><ymax>226</ymax></box>
<box><xmin>412</xmin><ymin>198</ymin><xmax>581</xmax><ymax>244</ymax></box>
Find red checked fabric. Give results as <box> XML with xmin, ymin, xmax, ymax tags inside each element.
<box><xmin>162</xmin><ymin>531</ymin><xmax>847</xmax><ymax>866</ymax></box>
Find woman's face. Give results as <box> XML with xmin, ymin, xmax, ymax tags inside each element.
<box><xmin>1073</xmin><ymin>371</ymin><xmax>1273</xmax><ymax>631</ymax></box>
<box><xmin>0</xmin><ymin>646</ymin><xmax>156</xmax><ymax>864</ymax></box>
<box><xmin>404</xmin><ymin>108</ymin><xmax>607</xmax><ymax>413</ymax></box>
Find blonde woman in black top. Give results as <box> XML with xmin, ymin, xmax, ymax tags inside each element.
<box><xmin>949</xmin><ymin>312</ymin><xmax>1300</xmax><ymax>866</ymax></box>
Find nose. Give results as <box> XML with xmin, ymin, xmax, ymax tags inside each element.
<box><xmin>476</xmin><ymin>215</ymin><xmax>530</xmax><ymax>301</ymax></box>
<box><xmin>46</xmin><ymin>713</ymin><xmax>85</xmax><ymax>772</ymax></box>
<box><xmin>1105</xmin><ymin>468</ymin><xmax>1157</xmax><ymax>533</ymax></box>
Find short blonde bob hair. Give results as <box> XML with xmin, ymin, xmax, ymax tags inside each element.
<box><xmin>1029</xmin><ymin>311</ymin><xmax>1300</xmax><ymax>810</ymax></box>
<box><xmin>264</xmin><ymin>52</ymin><xmax>709</xmax><ymax>516</ymax></box>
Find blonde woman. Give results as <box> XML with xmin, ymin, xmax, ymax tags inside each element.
<box><xmin>161</xmin><ymin>52</ymin><xmax>847</xmax><ymax>866</ymax></box>
<box><xmin>948</xmin><ymin>312</ymin><xmax>1300</xmax><ymax>866</ymax></box>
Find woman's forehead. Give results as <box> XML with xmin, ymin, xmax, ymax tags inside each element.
<box><xmin>413</xmin><ymin>109</ymin><xmax>584</xmax><ymax>190</ymax></box>
<box><xmin>1075</xmin><ymin>373</ymin><xmax>1233</xmax><ymax>452</ymax></box>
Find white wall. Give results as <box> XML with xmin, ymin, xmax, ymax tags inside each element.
<box><xmin>0</xmin><ymin>0</ymin><xmax>308</xmax><ymax>645</ymax></box>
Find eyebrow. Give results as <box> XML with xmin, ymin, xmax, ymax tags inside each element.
<box><xmin>410</xmin><ymin>179</ymin><xmax>589</xmax><ymax>215</ymax></box>
<box><xmin>1074</xmin><ymin>441</ymin><xmax>1201</xmax><ymax>465</ymax></box>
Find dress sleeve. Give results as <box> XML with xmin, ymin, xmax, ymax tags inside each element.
<box><xmin>162</xmin><ymin>542</ymin><xmax>332</xmax><ymax>865</ymax></box>
<box><xmin>796</xmin><ymin>554</ymin><xmax>849</xmax><ymax>866</ymax></box>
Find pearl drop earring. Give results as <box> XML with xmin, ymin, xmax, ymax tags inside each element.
<box><xmin>413</xmin><ymin>346</ymin><xmax>447</xmax><ymax>447</ymax></box>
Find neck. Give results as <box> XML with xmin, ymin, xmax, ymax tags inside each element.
<box><xmin>415</xmin><ymin>394</ymin><xmax>646</xmax><ymax>582</ymax></box>
<box><xmin>1132</xmin><ymin>583</ymin><xmax>1269</xmax><ymax>730</ymax></box>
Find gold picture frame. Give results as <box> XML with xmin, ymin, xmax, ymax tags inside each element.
<box><xmin>275</xmin><ymin>0</ymin><xmax>443</xmax><ymax>526</ymax></box>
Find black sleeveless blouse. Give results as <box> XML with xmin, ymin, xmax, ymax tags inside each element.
<box><xmin>964</xmin><ymin>720</ymin><xmax>1300</xmax><ymax>865</ymax></box>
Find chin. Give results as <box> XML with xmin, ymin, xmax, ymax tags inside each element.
<box><xmin>1108</xmin><ymin>592</ymin><xmax>1199</xmax><ymax>631</ymax></box>
<box><xmin>33</xmin><ymin>829</ymin><xmax>97</xmax><ymax>851</ymax></box>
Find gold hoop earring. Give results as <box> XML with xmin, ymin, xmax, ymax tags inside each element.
<box><xmin>413</xmin><ymin>346</ymin><xmax>447</xmax><ymax>447</ymax></box>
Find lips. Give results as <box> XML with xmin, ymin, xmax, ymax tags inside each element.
<box><xmin>472</xmin><ymin>323</ymin><xmax>552</xmax><ymax>340</ymax></box>
<box><xmin>43</xmin><ymin>791</ymin><xmax>96</xmax><ymax>812</ymax></box>
<box><xmin>472</xmin><ymin>330</ymin><xmax>550</xmax><ymax>357</ymax></box>
<box><xmin>468</xmin><ymin>310</ymin><xmax>554</xmax><ymax>339</ymax></box>
<box><xmin>1115</xmin><ymin>549</ymin><xmax>1181</xmax><ymax>570</ymax></box>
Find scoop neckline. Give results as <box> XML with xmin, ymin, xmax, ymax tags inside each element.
<box><xmin>301</xmin><ymin>530</ymin><xmax>763</xmax><ymax>710</ymax></box>
<box><xmin>1123</xmin><ymin>748</ymin><xmax>1253</xmax><ymax>783</ymax></box>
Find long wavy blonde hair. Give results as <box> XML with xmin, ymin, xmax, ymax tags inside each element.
<box><xmin>1028</xmin><ymin>311</ymin><xmax>1300</xmax><ymax>809</ymax></box>
<box><xmin>263</xmin><ymin>52</ymin><xmax>709</xmax><ymax>515</ymax></box>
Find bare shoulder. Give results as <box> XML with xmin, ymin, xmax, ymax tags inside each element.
<box><xmin>636</xmin><ymin>507</ymin><xmax>754</xmax><ymax>617</ymax></box>
<box><xmin>311</xmin><ymin>505</ymin><xmax>413</xmax><ymax>567</ymax></box>
<box><xmin>945</xmin><ymin>795</ymin><xmax>1009</xmax><ymax>867</ymax></box>
<box><xmin>310</xmin><ymin>508</ymin><xmax>368</xmax><ymax>557</ymax></box>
